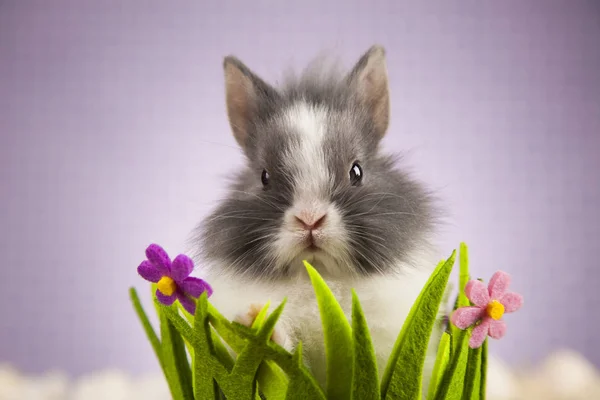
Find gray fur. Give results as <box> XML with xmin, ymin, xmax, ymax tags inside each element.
<box><xmin>194</xmin><ymin>46</ymin><xmax>438</xmax><ymax>280</ymax></box>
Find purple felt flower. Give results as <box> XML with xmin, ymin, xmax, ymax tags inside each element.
<box><xmin>137</xmin><ymin>244</ymin><xmax>212</xmax><ymax>314</ymax></box>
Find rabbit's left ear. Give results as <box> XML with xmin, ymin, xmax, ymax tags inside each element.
<box><xmin>347</xmin><ymin>45</ymin><xmax>390</xmax><ymax>139</ymax></box>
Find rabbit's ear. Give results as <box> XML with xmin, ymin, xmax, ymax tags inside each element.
<box><xmin>223</xmin><ymin>56</ymin><xmax>280</xmax><ymax>149</ymax></box>
<box><xmin>347</xmin><ymin>45</ymin><xmax>390</xmax><ymax>138</ymax></box>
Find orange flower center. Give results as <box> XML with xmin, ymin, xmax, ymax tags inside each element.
<box><xmin>486</xmin><ymin>300</ymin><xmax>505</xmax><ymax>320</ymax></box>
<box><xmin>157</xmin><ymin>276</ymin><xmax>176</xmax><ymax>296</ymax></box>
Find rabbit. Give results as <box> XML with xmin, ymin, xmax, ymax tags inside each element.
<box><xmin>192</xmin><ymin>45</ymin><xmax>446</xmax><ymax>394</ymax></box>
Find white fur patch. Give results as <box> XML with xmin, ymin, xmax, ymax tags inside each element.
<box><xmin>281</xmin><ymin>101</ymin><xmax>331</xmax><ymax>201</ymax></box>
<box><xmin>268</xmin><ymin>101</ymin><xmax>353</xmax><ymax>273</ymax></box>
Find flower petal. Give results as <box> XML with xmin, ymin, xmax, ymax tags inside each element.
<box><xmin>137</xmin><ymin>260</ymin><xmax>162</xmax><ymax>283</ymax></box>
<box><xmin>465</xmin><ymin>280</ymin><xmax>491</xmax><ymax>307</ymax></box>
<box><xmin>450</xmin><ymin>306</ymin><xmax>484</xmax><ymax>329</ymax></box>
<box><xmin>155</xmin><ymin>289</ymin><xmax>176</xmax><ymax>306</ymax></box>
<box><xmin>488</xmin><ymin>319</ymin><xmax>507</xmax><ymax>339</ymax></box>
<box><xmin>180</xmin><ymin>277</ymin><xmax>213</xmax><ymax>298</ymax></box>
<box><xmin>488</xmin><ymin>270</ymin><xmax>511</xmax><ymax>299</ymax></box>
<box><xmin>145</xmin><ymin>244</ymin><xmax>171</xmax><ymax>273</ymax></box>
<box><xmin>170</xmin><ymin>254</ymin><xmax>194</xmax><ymax>282</ymax></box>
<box><xmin>177</xmin><ymin>292</ymin><xmax>197</xmax><ymax>315</ymax></box>
<box><xmin>500</xmin><ymin>292</ymin><xmax>523</xmax><ymax>313</ymax></box>
<box><xmin>469</xmin><ymin>318</ymin><xmax>491</xmax><ymax>348</ymax></box>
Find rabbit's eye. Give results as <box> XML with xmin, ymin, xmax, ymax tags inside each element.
<box><xmin>261</xmin><ymin>169</ymin><xmax>270</xmax><ymax>186</ymax></box>
<box><xmin>349</xmin><ymin>162</ymin><xmax>363</xmax><ymax>186</ymax></box>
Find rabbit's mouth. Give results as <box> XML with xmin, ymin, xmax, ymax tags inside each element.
<box><xmin>303</xmin><ymin>231</ymin><xmax>324</xmax><ymax>252</ymax></box>
<box><xmin>307</xmin><ymin>243</ymin><xmax>319</xmax><ymax>252</ymax></box>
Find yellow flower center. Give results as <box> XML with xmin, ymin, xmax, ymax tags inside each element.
<box><xmin>157</xmin><ymin>276</ymin><xmax>176</xmax><ymax>296</ymax></box>
<box><xmin>486</xmin><ymin>300</ymin><xmax>505</xmax><ymax>320</ymax></box>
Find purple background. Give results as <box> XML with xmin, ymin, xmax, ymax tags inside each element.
<box><xmin>1</xmin><ymin>1</ymin><xmax>599</xmax><ymax>376</ymax></box>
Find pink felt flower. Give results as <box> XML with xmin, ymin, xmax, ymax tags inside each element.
<box><xmin>450</xmin><ymin>270</ymin><xmax>523</xmax><ymax>348</ymax></box>
<box><xmin>137</xmin><ymin>244</ymin><xmax>212</xmax><ymax>314</ymax></box>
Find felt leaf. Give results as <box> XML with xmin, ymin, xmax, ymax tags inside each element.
<box><xmin>210</xmin><ymin>327</ymin><xmax>235</xmax><ymax>371</ymax></box>
<box><xmin>227</xmin><ymin>301</ymin><xmax>288</xmax><ymax>399</ymax></box>
<box><xmin>426</xmin><ymin>332</ymin><xmax>451</xmax><ymax>400</ymax></box>
<box><xmin>251</xmin><ymin>301</ymin><xmax>271</xmax><ymax>330</ymax></box>
<box><xmin>462</xmin><ymin>345</ymin><xmax>483</xmax><ymax>400</ymax></box>
<box><xmin>158</xmin><ymin>305</ymin><xmax>194</xmax><ymax>400</ymax></box>
<box><xmin>479</xmin><ymin>339</ymin><xmax>488</xmax><ymax>400</ymax></box>
<box><xmin>350</xmin><ymin>289</ymin><xmax>380</xmax><ymax>400</ymax></box>
<box><xmin>304</xmin><ymin>260</ymin><xmax>353</xmax><ymax>400</ymax></box>
<box><xmin>211</xmin><ymin>299</ymin><xmax>289</xmax><ymax>399</ymax></box>
<box><xmin>252</xmin><ymin>300</ymin><xmax>289</xmax><ymax>400</ymax></box>
<box><xmin>160</xmin><ymin>301</ymin><xmax>201</xmax><ymax>346</ymax></box>
<box><xmin>256</xmin><ymin>361</ymin><xmax>289</xmax><ymax>400</ymax></box>
<box><xmin>148</xmin><ymin>285</ymin><xmax>195</xmax><ymax>400</ymax></box>
<box><xmin>284</xmin><ymin>343</ymin><xmax>327</xmax><ymax>400</ymax></box>
<box><xmin>207</xmin><ymin>298</ymin><xmax>296</xmax><ymax>400</ymax></box>
<box><xmin>207</xmin><ymin>303</ymin><xmax>248</xmax><ymax>352</ymax></box>
<box><xmin>178</xmin><ymin>301</ymin><xmax>197</xmax><ymax>389</ymax></box>
<box><xmin>245</xmin><ymin>301</ymin><xmax>290</xmax><ymax>399</ymax></box>
<box><xmin>130</xmin><ymin>288</ymin><xmax>163</xmax><ymax>367</ymax></box>
<box><xmin>432</xmin><ymin>331</ymin><xmax>470</xmax><ymax>400</ymax></box>
<box><xmin>130</xmin><ymin>286</ymin><xmax>172</xmax><ymax>396</ymax></box>
<box><xmin>191</xmin><ymin>292</ymin><xmax>220</xmax><ymax>399</ymax></box>
<box><xmin>234</xmin><ymin>329</ymin><xmax>318</xmax><ymax>399</ymax></box>
<box><xmin>158</xmin><ymin>296</ymin><xmax>219</xmax><ymax>399</ymax></box>
<box><xmin>452</xmin><ymin>243</ymin><xmax>471</xmax><ymax>351</ymax></box>
<box><xmin>457</xmin><ymin>242</ymin><xmax>470</xmax><ymax>308</ymax></box>
<box><xmin>380</xmin><ymin>250</ymin><xmax>456</xmax><ymax>400</ymax></box>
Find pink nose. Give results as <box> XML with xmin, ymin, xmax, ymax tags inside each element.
<box><xmin>295</xmin><ymin>212</ymin><xmax>327</xmax><ymax>231</ymax></box>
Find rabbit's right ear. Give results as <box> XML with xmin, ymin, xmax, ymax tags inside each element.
<box><xmin>223</xmin><ymin>56</ymin><xmax>280</xmax><ymax>149</ymax></box>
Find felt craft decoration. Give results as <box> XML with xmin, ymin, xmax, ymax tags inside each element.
<box><xmin>137</xmin><ymin>244</ymin><xmax>213</xmax><ymax>315</ymax></box>
<box><xmin>450</xmin><ymin>271</ymin><xmax>524</xmax><ymax>348</ymax></box>
<box><xmin>129</xmin><ymin>242</ymin><xmax>523</xmax><ymax>400</ymax></box>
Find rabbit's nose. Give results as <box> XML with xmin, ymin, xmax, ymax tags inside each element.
<box><xmin>294</xmin><ymin>212</ymin><xmax>327</xmax><ymax>231</ymax></box>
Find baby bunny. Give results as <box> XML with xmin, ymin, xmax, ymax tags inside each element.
<box><xmin>194</xmin><ymin>45</ymin><xmax>445</xmax><ymax>392</ymax></box>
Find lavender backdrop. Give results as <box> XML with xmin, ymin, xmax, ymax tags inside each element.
<box><xmin>1</xmin><ymin>1</ymin><xmax>599</xmax><ymax>376</ymax></box>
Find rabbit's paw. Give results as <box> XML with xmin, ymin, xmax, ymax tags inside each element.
<box><xmin>234</xmin><ymin>303</ymin><xmax>292</xmax><ymax>350</ymax></box>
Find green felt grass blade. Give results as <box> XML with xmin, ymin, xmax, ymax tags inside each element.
<box><xmin>212</xmin><ymin>303</ymin><xmax>323</xmax><ymax>399</ymax></box>
<box><xmin>227</xmin><ymin>301</ymin><xmax>288</xmax><ymax>399</ymax></box>
<box><xmin>210</xmin><ymin>327</ymin><xmax>235</xmax><ymax>370</ymax></box>
<box><xmin>252</xmin><ymin>301</ymin><xmax>271</xmax><ymax>330</ymax></box>
<box><xmin>462</xmin><ymin>344</ymin><xmax>483</xmax><ymax>400</ymax></box>
<box><xmin>168</xmin><ymin>317</ymin><xmax>194</xmax><ymax>399</ymax></box>
<box><xmin>350</xmin><ymin>289</ymin><xmax>380</xmax><ymax>400</ymax></box>
<box><xmin>256</xmin><ymin>361</ymin><xmax>289</xmax><ymax>400</ymax></box>
<box><xmin>380</xmin><ymin>250</ymin><xmax>456</xmax><ymax>400</ymax></box>
<box><xmin>451</xmin><ymin>243</ymin><xmax>471</xmax><ymax>352</ymax></box>
<box><xmin>135</xmin><ymin>285</ymin><xmax>186</xmax><ymax>400</ymax></box>
<box><xmin>457</xmin><ymin>242</ymin><xmax>470</xmax><ymax>308</ymax></box>
<box><xmin>207</xmin><ymin>303</ymin><xmax>248</xmax><ymax>352</ymax></box>
<box><xmin>158</xmin><ymin>296</ymin><xmax>218</xmax><ymax>399</ymax></box>
<box><xmin>479</xmin><ymin>339</ymin><xmax>488</xmax><ymax>400</ymax></box>
<box><xmin>284</xmin><ymin>343</ymin><xmax>328</xmax><ymax>400</ymax></box>
<box><xmin>433</xmin><ymin>331</ymin><xmax>470</xmax><ymax>400</ymax></box>
<box><xmin>304</xmin><ymin>260</ymin><xmax>353</xmax><ymax>400</ymax></box>
<box><xmin>178</xmin><ymin>301</ymin><xmax>197</xmax><ymax>389</ymax></box>
<box><xmin>160</xmin><ymin>303</ymin><xmax>200</xmax><ymax>345</ymax></box>
<box><xmin>190</xmin><ymin>292</ymin><xmax>220</xmax><ymax>400</ymax></box>
<box><xmin>207</xmin><ymin>297</ymin><xmax>295</xmax><ymax>400</ymax></box>
<box><xmin>207</xmin><ymin>299</ymin><xmax>289</xmax><ymax>399</ymax></box>
<box><xmin>251</xmin><ymin>301</ymin><xmax>290</xmax><ymax>400</ymax></box>
<box><xmin>158</xmin><ymin>305</ymin><xmax>194</xmax><ymax>400</ymax></box>
<box><xmin>426</xmin><ymin>332</ymin><xmax>451</xmax><ymax>400</ymax></box>
<box><xmin>129</xmin><ymin>288</ymin><xmax>164</xmax><ymax>369</ymax></box>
